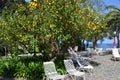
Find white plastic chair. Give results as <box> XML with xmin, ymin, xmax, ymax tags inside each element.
<box><xmin>43</xmin><ymin>61</ymin><xmax>66</xmax><ymax>80</ymax></box>
<box><xmin>112</xmin><ymin>48</ymin><xmax>120</xmax><ymax>61</ymax></box>
<box><xmin>76</xmin><ymin>59</ymin><xmax>94</xmax><ymax>73</ymax></box>
<box><xmin>87</xmin><ymin>48</ymin><xmax>93</xmax><ymax>57</ymax></box>
<box><xmin>64</xmin><ymin>59</ymin><xmax>85</xmax><ymax>80</ymax></box>
<box><xmin>68</xmin><ymin>47</ymin><xmax>90</xmax><ymax>61</ymax></box>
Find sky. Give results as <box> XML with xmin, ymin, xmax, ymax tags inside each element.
<box><xmin>25</xmin><ymin>0</ymin><xmax>120</xmax><ymax>7</ymax></box>
<box><xmin>103</xmin><ymin>0</ymin><xmax>120</xmax><ymax>8</ymax></box>
<box><xmin>100</xmin><ymin>0</ymin><xmax>120</xmax><ymax>44</ymax></box>
<box><xmin>25</xmin><ymin>0</ymin><xmax>30</xmax><ymax>2</ymax></box>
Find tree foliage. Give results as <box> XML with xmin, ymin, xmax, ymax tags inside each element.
<box><xmin>105</xmin><ymin>5</ymin><xmax>120</xmax><ymax>47</ymax></box>
<box><xmin>0</xmin><ymin>0</ymin><xmax>107</xmax><ymax>59</ymax></box>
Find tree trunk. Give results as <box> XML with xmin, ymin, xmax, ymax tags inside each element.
<box><xmin>116</xmin><ymin>26</ymin><xmax>119</xmax><ymax>48</ymax></box>
<box><xmin>117</xmin><ymin>33</ymin><xmax>119</xmax><ymax>48</ymax></box>
<box><xmin>93</xmin><ymin>36</ymin><xmax>97</xmax><ymax>49</ymax></box>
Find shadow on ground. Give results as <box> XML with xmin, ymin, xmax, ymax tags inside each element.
<box><xmin>89</xmin><ymin>60</ymin><xmax>101</xmax><ymax>66</ymax></box>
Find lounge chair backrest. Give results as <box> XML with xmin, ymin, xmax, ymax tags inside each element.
<box><xmin>74</xmin><ymin>46</ymin><xmax>78</xmax><ymax>52</ymax></box>
<box><xmin>64</xmin><ymin>59</ymin><xmax>76</xmax><ymax>73</ymax></box>
<box><xmin>43</xmin><ymin>61</ymin><xmax>58</xmax><ymax>77</ymax></box>
<box><xmin>112</xmin><ymin>48</ymin><xmax>120</xmax><ymax>57</ymax></box>
<box><xmin>68</xmin><ymin>48</ymin><xmax>78</xmax><ymax>58</ymax></box>
<box><xmin>64</xmin><ymin>60</ymin><xmax>86</xmax><ymax>80</ymax></box>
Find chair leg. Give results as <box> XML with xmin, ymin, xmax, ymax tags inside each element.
<box><xmin>83</xmin><ymin>75</ymin><xmax>85</xmax><ymax>80</ymax></box>
<box><xmin>43</xmin><ymin>76</ymin><xmax>49</xmax><ymax>80</ymax></box>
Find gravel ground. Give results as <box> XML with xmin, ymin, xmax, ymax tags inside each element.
<box><xmin>85</xmin><ymin>54</ymin><xmax>120</xmax><ymax>80</ymax></box>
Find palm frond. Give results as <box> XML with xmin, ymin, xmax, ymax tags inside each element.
<box><xmin>105</xmin><ymin>5</ymin><xmax>120</xmax><ymax>12</ymax></box>
<box><xmin>105</xmin><ymin>10</ymin><xmax>120</xmax><ymax>20</ymax></box>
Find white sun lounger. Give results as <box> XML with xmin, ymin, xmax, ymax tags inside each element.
<box><xmin>64</xmin><ymin>59</ymin><xmax>85</xmax><ymax>80</ymax></box>
<box><xmin>112</xmin><ymin>48</ymin><xmax>120</xmax><ymax>61</ymax></box>
<box><xmin>43</xmin><ymin>61</ymin><xmax>66</xmax><ymax>80</ymax></box>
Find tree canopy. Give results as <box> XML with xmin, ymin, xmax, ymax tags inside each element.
<box><xmin>105</xmin><ymin>5</ymin><xmax>120</xmax><ymax>47</ymax></box>
<box><xmin>0</xmin><ymin>0</ymin><xmax>107</xmax><ymax>59</ymax></box>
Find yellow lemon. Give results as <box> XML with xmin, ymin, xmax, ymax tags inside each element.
<box><xmin>34</xmin><ymin>0</ymin><xmax>38</xmax><ymax>2</ymax></box>
<box><xmin>60</xmin><ymin>17</ymin><xmax>62</xmax><ymax>19</ymax></box>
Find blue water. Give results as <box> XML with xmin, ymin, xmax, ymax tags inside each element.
<box><xmin>97</xmin><ymin>44</ymin><xmax>114</xmax><ymax>48</ymax></box>
<box><xmin>88</xmin><ymin>43</ymin><xmax>115</xmax><ymax>49</ymax></box>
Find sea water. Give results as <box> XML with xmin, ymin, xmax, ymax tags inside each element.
<box><xmin>97</xmin><ymin>43</ymin><xmax>114</xmax><ymax>48</ymax></box>
<box><xmin>88</xmin><ymin>43</ymin><xmax>115</xmax><ymax>50</ymax></box>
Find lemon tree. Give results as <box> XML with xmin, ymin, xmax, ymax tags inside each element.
<box><xmin>0</xmin><ymin>0</ymin><xmax>107</xmax><ymax>59</ymax></box>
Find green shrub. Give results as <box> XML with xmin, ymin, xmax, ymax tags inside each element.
<box><xmin>0</xmin><ymin>54</ymin><xmax>67</xmax><ymax>79</ymax></box>
<box><xmin>0</xmin><ymin>56</ymin><xmax>44</xmax><ymax>79</ymax></box>
<box><xmin>14</xmin><ymin>62</ymin><xmax>29</xmax><ymax>78</ymax></box>
<box><xmin>27</xmin><ymin>62</ymin><xmax>44</xmax><ymax>79</ymax></box>
<box><xmin>0</xmin><ymin>58</ymin><xmax>17</xmax><ymax>77</ymax></box>
<box><xmin>54</xmin><ymin>53</ymin><xmax>66</xmax><ymax>74</ymax></box>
